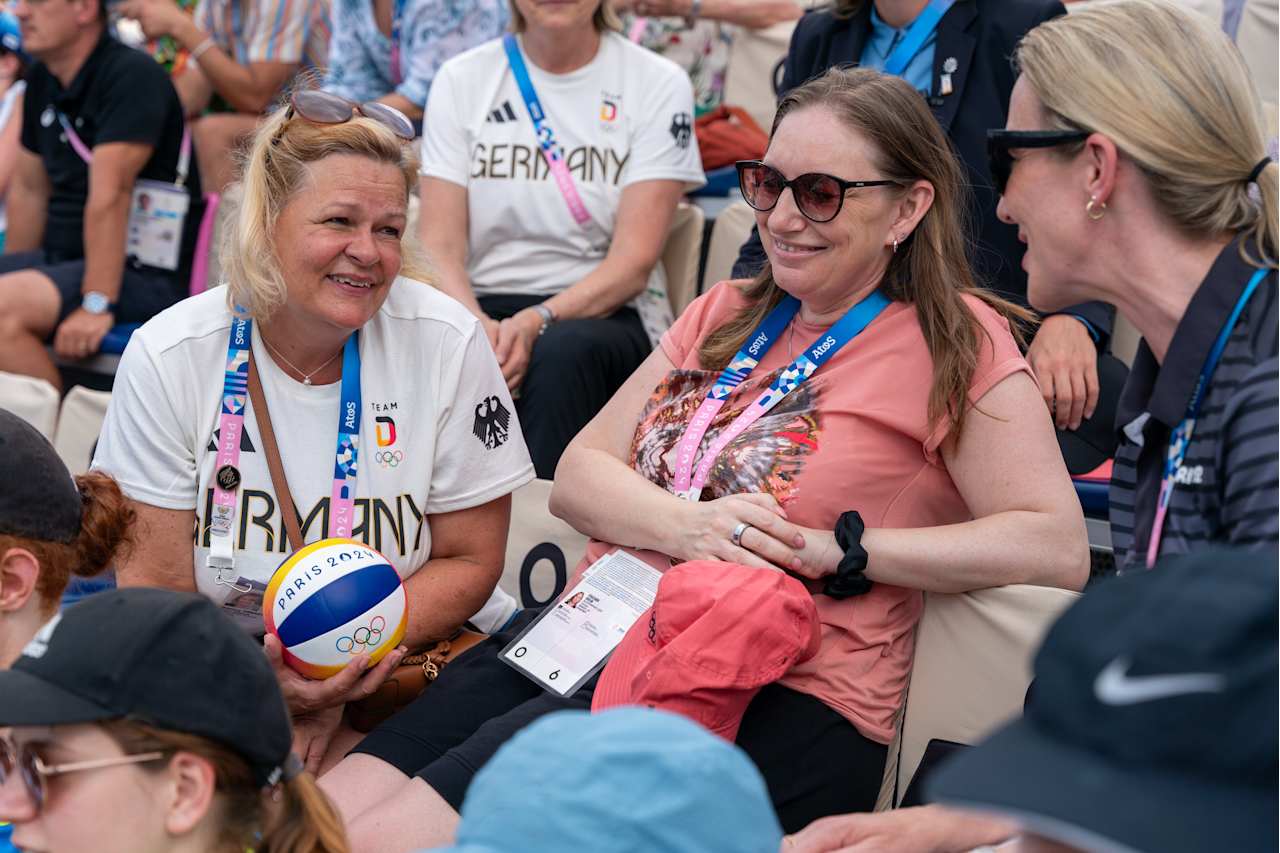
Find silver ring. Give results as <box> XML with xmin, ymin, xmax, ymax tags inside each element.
<box><xmin>731</xmin><ymin>521</ymin><xmax>752</xmax><ymax>547</ymax></box>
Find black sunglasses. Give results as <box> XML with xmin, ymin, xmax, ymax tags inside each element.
<box><xmin>735</xmin><ymin>160</ymin><xmax>899</xmax><ymax>223</ymax></box>
<box><xmin>277</xmin><ymin>90</ymin><xmax>416</xmax><ymax>143</ymax></box>
<box><xmin>986</xmin><ymin>129</ymin><xmax>1088</xmax><ymax>196</ymax></box>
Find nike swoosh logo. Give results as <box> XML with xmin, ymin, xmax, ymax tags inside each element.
<box><xmin>1094</xmin><ymin>656</ymin><xmax>1226</xmax><ymax>706</ymax></box>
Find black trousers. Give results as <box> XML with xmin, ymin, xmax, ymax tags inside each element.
<box><xmin>354</xmin><ymin>610</ymin><xmax>889</xmax><ymax>833</ymax></box>
<box><xmin>479</xmin><ymin>294</ymin><xmax>651</xmax><ymax>479</ymax></box>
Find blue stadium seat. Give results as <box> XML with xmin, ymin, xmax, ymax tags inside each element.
<box><xmin>689</xmin><ymin>165</ymin><xmax>739</xmax><ymax>198</ymax></box>
<box><xmin>1073</xmin><ymin>478</ymin><xmax>1109</xmax><ymax>518</ymax></box>
<box><xmin>100</xmin><ymin>323</ymin><xmax>140</xmax><ymax>355</ymax></box>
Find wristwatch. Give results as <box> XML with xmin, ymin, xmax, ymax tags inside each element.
<box><xmin>81</xmin><ymin>291</ymin><xmax>115</xmax><ymax>315</ymax></box>
<box><xmin>532</xmin><ymin>303</ymin><xmax>556</xmax><ymax>336</ymax></box>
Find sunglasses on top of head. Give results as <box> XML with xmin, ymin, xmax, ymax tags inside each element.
<box><xmin>735</xmin><ymin>160</ymin><xmax>900</xmax><ymax>224</ymax></box>
<box><xmin>986</xmin><ymin>129</ymin><xmax>1089</xmax><ymax>196</ymax></box>
<box><xmin>275</xmin><ymin>90</ymin><xmax>416</xmax><ymax>143</ymax></box>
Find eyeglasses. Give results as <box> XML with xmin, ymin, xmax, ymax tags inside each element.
<box><xmin>735</xmin><ymin>160</ymin><xmax>899</xmax><ymax>223</ymax></box>
<box><xmin>0</xmin><ymin>738</ymin><xmax>167</xmax><ymax>813</ymax></box>
<box><xmin>986</xmin><ymin>129</ymin><xmax>1088</xmax><ymax>196</ymax></box>
<box><xmin>277</xmin><ymin>90</ymin><xmax>416</xmax><ymax>142</ymax></box>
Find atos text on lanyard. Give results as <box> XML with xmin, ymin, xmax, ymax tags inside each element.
<box><xmin>672</xmin><ymin>290</ymin><xmax>891</xmax><ymax>500</ymax></box>
<box><xmin>208</xmin><ymin>318</ymin><xmax>363</xmax><ymax>578</ymax></box>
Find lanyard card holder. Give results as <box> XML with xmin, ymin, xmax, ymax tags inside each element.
<box><xmin>500</xmin><ymin>549</ymin><xmax>663</xmax><ymax>696</ymax></box>
<box><xmin>127</xmin><ymin>179</ymin><xmax>190</xmax><ymax>271</ymax></box>
<box><xmin>57</xmin><ymin>111</ymin><xmax>194</xmax><ymax>272</ymax></box>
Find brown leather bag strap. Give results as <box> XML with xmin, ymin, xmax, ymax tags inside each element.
<box><xmin>247</xmin><ymin>353</ymin><xmax>305</xmax><ymax>552</ymax></box>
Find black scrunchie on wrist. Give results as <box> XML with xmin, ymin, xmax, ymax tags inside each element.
<box><xmin>824</xmin><ymin>511</ymin><xmax>872</xmax><ymax>599</ymax></box>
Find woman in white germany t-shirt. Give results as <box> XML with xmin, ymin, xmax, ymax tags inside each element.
<box><xmin>92</xmin><ymin>93</ymin><xmax>535</xmax><ymax>772</ymax></box>
<box><xmin>419</xmin><ymin>0</ymin><xmax>706</xmax><ymax>479</ymax></box>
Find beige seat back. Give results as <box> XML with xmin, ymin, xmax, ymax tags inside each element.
<box><xmin>1110</xmin><ymin>313</ymin><xmax>1141</xmax><ymax>367</ymax></box>
<box><xmin>53</xmin><ymin>386</ymin><xmax>113</xmax><ymax>475</ymax></box>
<box><xmin>722</xmin><ymin>21</ymin><xmax>797</xmax><ymax>133</ymax></box>
<box><xmin>0</xmin><ymin>372</ymin><xmax>60</xmax><ymax>440</ymax></box>
<box><xmin>701</xmin><ymin>201</ymin><xmax>756</xmax><ymax>290</ymax></box>
<box><xmin>500</xmin><ymin>478</ymin><xmax>590</xmax><ymax>608</ymax></box>
<box><xmin>662</xmin><ymin>202</ymin><xmax>706</xmax><ymax>318</ymax></box>
<box><xmin>878</xmin><ymin>584</ymin><xmax>1079</xmax><ymax>808</ymax></box>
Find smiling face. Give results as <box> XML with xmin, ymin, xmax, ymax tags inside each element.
<box><xmin>2</xmin><ymin>725</ymin><xmax>170</xmax><ymax>853</ymax></box>
<box><xmin>512</xmin><ymin>0</ymin><xmax>599</xmax><ymax>34</ymax></box>
<box><xmin>757</xmin><ymin>107</ymin><xmax>910</xmax><ymax>315</ymax></box>
<box><xmin>995</xmin><ymin>76</ymin><xmax>1095</xmax><ymax>313</ymax></box>
<box><xmin>270</xmin><ymin>153</ymin><xmax>408</xmax><ymax>343</ymax></box>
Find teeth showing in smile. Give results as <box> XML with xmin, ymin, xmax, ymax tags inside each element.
<box><xmin>775</xmin><ymin>239</ymin><xmax>822</xmax><ymax>253</ymax></box>
<box><xmin>330</xmin><ymin>274</ymin><xmax>372</xmax><ymax>289</ymax></box>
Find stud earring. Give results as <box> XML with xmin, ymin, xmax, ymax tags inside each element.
<box><xmin>891</xmin><ymin>236</ymin><xmax>899</xmax><ymax>253</ymax></box>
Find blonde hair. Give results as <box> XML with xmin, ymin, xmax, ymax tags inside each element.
<box><xmin>507</xmin><ymin>0</ymin><xmax>619</xmax><ymax>33</ymax></box>
<box><xmin>103</xmin><ymin>721</ymin><xmax>349</xmax><ymax>853</ymax></box>
<box><xmin>222</xmin><ymin>96</ymin><xmax>428</xmax><ymax>321</ymax></box>
<box><xmin>701</xmin><ymin>68</ymin><xmax>1031</xmax><ymax>434</ymax></box>
<box><xmin>1016</xmin><ymin>0</ymin><xmax>1277</xmax><ymax>268</ymax></box>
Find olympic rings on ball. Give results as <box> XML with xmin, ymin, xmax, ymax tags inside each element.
<box><xmin>335</xmin><ymin>615</ymin><xmax>388</xmax><ymax>655</ymax></box>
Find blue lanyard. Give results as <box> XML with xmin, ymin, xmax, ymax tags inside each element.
<box><xmin>330</xmin><ymin>332</ymin><xmax>363</xmax><ymax>537</ymax></box>
<box><xmin>883</xmin><ymin>0</ymin><xmax>954</xmax><ymax>77</ymax></box>
<box><xmin>1147</xmin><ymin>267</ymin><xmax>1269</xmax><ymax>567</ymax></box>
<box><xmin>501</xmin><ymin>33</ymin><xmax>593</xmax><ymax>226</ymax></box>
<box><xmin>674</xmin><ymin>290</ymin><xmax>891</xmax><ymax>497</ymax></box>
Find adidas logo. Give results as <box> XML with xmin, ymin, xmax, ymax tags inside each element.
<box><xmin>486</xmin><ymin>101</ymin><xmax>518</xmax><ymax>123</ymax></box>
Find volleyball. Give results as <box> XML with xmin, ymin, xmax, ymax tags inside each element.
<box><xmin>264</xmin><ymin>538</ymin><xmax>407</xmax><ymax>679</ymax></box>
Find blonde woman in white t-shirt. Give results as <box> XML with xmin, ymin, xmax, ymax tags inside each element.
<box><xmin>419</xmin><ymin>0</ymin><xmax>706</xmax><ymax>479</ymax></box>
<box><xmin>93</xmin><ymin>92</ymin><xmax>535</xmax><ymax>775</ymax></box>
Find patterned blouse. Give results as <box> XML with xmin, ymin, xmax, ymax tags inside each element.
<box><xmin>323</xmin><ymin>0</ymin><xmax>508</xmax><ymax>109</ymax></box>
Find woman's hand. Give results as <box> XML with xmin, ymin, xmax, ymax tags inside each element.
<box><xmin>1026</xmin><ymin>315</ymin><xmax>1099</xmax><ymax>431</ymax></box>
<box><xmin>292</xmin><ymin>704</ymin><xmax>344</xmax><ymax>775</ymax></box>
<box><xmin>666</xmin><ymin>492</ymin><xmax>807</xmax><ymax>572</ymax></box>
<box><xmin>495</xmin><ymin>310</ymin><xmax>542</xmax><ymax>391</ymax></box>
<box><xmin>264</xmin><ymin>632</ymin><xmax>408</xmax><ymax>716</ymax></box>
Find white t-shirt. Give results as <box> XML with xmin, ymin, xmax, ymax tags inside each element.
<box><xmin>93</xmin><ymin>281</ymin><xmax>535</xmax><ymax>633</ymax></box>
<box><xmin>421</xmin><ymin>32</ymin><xmax>706</xmax><ymax>301</ymax></box>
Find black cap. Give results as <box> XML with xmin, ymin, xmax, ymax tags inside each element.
<box><xmin>1056</xmin><ymin>352</ymin><xmax>1128</xmax><ymax>476</ymax></box>
<box><xmin>0</xmin><ymin>408</ymin><xmax>81</xmax><ymax>543</ymax></box>
<box><xmin>929</xmin><ymin>549</ymin><xmax>1278</xmax><ymax>852</ymax></box>
<box><xmin>0</xmin><ymin>588</ymin><xmax>294</xmax><ymax>786</ymax></box>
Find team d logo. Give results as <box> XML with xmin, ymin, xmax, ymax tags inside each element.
<box><xmin>473</xmin><ymin>396</ymin><xmax>511</xmax><ymax>450</ymax></box>
<box><xmin>669</xmin><ymin>112</ymin><xmax>692</xmax><ymax>149</ymax></box>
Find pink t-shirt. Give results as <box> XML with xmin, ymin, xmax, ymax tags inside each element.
<box><xmin>575</xmin><ymin>280</ymin><xmax>1031</xmax><ymax>743</ymax></box>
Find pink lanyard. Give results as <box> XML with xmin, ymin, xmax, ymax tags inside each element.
<box><xmin>672</xmin><ymin>291</ymin><xmax>891</xmax><ymax>500</ymax></box>
<box><xmin>502</xmin><ymin>34</ymin><xmax>592</xmax><ymax>227</ymax></box>
<box><xmin>57</xmin><ymin>112</ymin><xmax>192</xmax><ymax>186</ymax></box>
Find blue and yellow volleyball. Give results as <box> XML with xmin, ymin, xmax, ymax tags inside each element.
<box><xmin>264</xmin><ymin>538</ymin><xmax>407</xmax><ymax>679</ymax></box>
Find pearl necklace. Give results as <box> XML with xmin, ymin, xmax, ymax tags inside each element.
<box><xmin>260</xmin><ymin>335</ymin><xmax>343</xmax><ymax>386</ymax></box>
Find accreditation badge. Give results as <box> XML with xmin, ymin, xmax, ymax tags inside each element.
<box><xmin>126</xmin><ymin>179</ymin><xmax>190</xmax><ymax>271</ymax></box>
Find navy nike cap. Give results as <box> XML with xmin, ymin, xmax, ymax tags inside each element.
<box><xmin>930</xmin><ymin>549</ymin><xmax>1278</xmax><ymax>852</ymax></box>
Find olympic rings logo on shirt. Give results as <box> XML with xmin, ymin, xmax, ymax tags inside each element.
<box><xmin>335</xmin><ymin>616</ymin><xmax>387</xmax><ymax>654</ymax></box>
<box><xmin>375</xmin><ymin>450</ymin><xmax>404</xmax><ymax>468</ymax></box>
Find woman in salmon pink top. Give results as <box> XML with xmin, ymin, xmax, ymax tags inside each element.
<box><xmin>551</xmin><ymin>67</ymin><xmax>1088</xmax><ymax>819</ymax></box>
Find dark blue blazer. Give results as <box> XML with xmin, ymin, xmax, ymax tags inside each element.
<box><xmin>732</xmin><ymin>0</ymin><xmax>1114</xmax><ymax>340</ymax></box>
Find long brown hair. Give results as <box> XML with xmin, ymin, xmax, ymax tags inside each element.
<box><xmin>0</xmin><ymin>471</ymin><xmax>134</xmax><ymax>616</ymax></box>
<box><xmin>102</xmin><ymin>720</ymin><xmax>349</xmax><ymax>853</ymax></box>
<box><xmin>701</xmin><ymin>68</ymin><xmax>1031</xmax><ymax>434</ymax></box>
